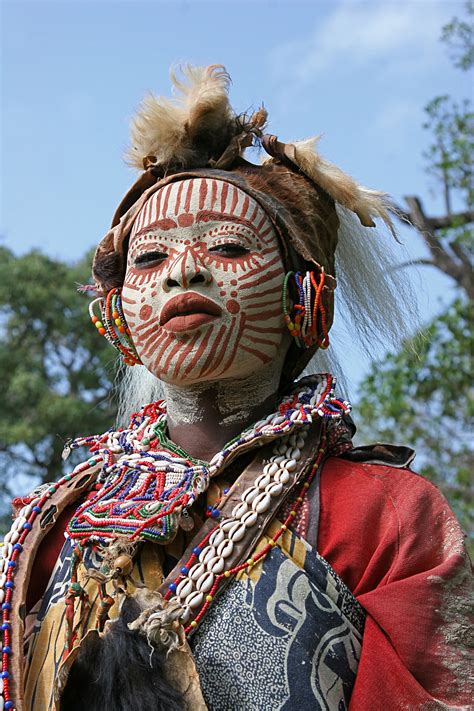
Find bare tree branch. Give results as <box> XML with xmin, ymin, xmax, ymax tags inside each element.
<box><xmin>390</xmin><ymin>196</ymin><xmax>474</xmax><ymax>300</ymax></box>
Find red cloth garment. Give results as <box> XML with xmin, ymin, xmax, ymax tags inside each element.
<box><xmin>318</xmin><ymin>458</ymin><xmax>472</xmax><ymax>709</ymax></box>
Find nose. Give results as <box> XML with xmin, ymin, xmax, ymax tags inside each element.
<box><xmin>163</xmin><ymin>248</ymin><xmax>212</xmax><ymax>292</ymax></box>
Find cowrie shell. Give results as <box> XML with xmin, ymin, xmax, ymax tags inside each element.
<box><xmin>271</xmin><ymin>415</ymin><xmax>285</xmax><ymax>425</ymax></box>
<box><xmin>241</xmin><ymin>511</ymin><xmax>258</xmax><ymax>528</ymax></box>
<box><xmin>263</xmin><ymin>462</ymin><xmax>279</xmax><ymax>477</ymax></box>
<box><xmin>270</xmin><ymin>455</ymin><xmax>286</xmax><ymax>465</ymax></box>
<box><xmin>276</xmin><ymin>469</ymin><xmax>291</xmax><ymax>485</ymax></box>
<box><xmin>189</xmin><ymin>562</ymin><xmax>205</xmax><ymax>581</ymax></box>
<box><xmin>255</xmin><ymin>473</ymin><xmax>271</xmax><ymax>490</ymax></box>
<box><xmin>242</xmin><ymin>487</ymin><xmax>259</xmax><ymax>505</ymax></box>
<box><xmin>217</xmin><ymin>539</ymin><xmax>234</xmax><ymax>559</ymax></box>
<box><xmin>199</xmin><ymin>545</ymin><xmax>216</xmax><ymax>566</ymax></box>
<box><xmin>220</xmin><ymin>518</ymin><xmax>235</xmax><ymax>533</ymax></box>
<box><xmin>266</xmin><ymin>481</ymin><xmax>283</xmax><ymax>497</ymax></box>
<box><xmin>13</xmin><ymin>516</ymin><xmax>27</xmax><ymax>532</ymax></box>
<box><xmin>252</xmin><ymin>492</ymin><xmax>271</xmax><ymax>514</ymax></box>
<box><xmin>196</xmin><ymin>571</ymin><xmax>215</xmax><ymax>593</ymax></box>
<box><xmin>176</xmin><ymin>577</ymin><xmax>193</xmax><ymax>599</ymax></box>
<box><xmin>20</xmin><ymin>504</ymin><xmax>32</xmax><ymax>518</ymax></box>
<box><xmin>281</xmin><ymin>458</ymin><xmax>297</xmax><ymax>472</ymax></box>
<box><xmin>207</xmin><ymin>555</ymin><xmax>225</xmax><ymax>574</ymax></box>
<box><xmin>209</xmin><ymin>528</ymin><xmax>226</xmax><ymax>547</ymax></box>
<box><xmin>228</xmin><ymin>521</ymin><xmax>246</xmax><ymax>542</ymax></box>
<box><xmin>232</xmin><ymin>501</ymin><xmax>249</xmax><ymax>519</ymax></box>
<box><xmin>186</xmin><ymin>591</ymin><xmax>204</xmax><ymax>609</ymax></box>
<box><xmin>291</xmin><ymin>447</ymin><xmax>301</xmax><ymax>460</ymax></box>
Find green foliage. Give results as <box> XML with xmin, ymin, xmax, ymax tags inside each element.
<box><xmin>441</xmin><ymin>0</ymin><xmax>474</xmax><ymax>71</ymax></box>
<box><xmin>0</xmin><ymin>247</ymin><xmax>120</xmax><ymax>514</ymax></box>
<box><xmin>357</xmin><ymin>300</ymin><xmax>474</xmax><ymax>543</ymax></box>
<box><xmin>423</xmin><ymin>95</ymin><xmax>474</xmax><ymax>216</ymax></box>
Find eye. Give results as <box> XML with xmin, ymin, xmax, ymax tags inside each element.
<box><xmin>134</xmin><ymin>250</ymin><xmax>168</xmax><ymax>268</ymax></box>
<box><xmin>208</xmin><ymin>244</ymin><xmax>250</xmax><ymax>258</ymax></box>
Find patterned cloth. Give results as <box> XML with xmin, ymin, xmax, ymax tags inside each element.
<box><xmin>192</xmin><ymin>521</ymin><xmax>365</xmax><ymax>711</ymax></box>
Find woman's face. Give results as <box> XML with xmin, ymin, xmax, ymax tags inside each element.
<box><xmin>122</xmin><ymin>178</ymin><xmax>287</xmax><ymax>385</ymax></box>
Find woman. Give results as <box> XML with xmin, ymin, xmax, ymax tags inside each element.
<box><xmin>1</xmin><ymin>66</ymin><xmax>471</xmax><ymax>710</ymax></box>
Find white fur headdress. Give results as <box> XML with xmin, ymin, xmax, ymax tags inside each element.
<box><xmin>124</xmin><ymin>63</ymin><xmax>394</xmax><ymax>235</ymax></box>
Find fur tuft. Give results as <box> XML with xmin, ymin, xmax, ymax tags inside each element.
<box><xmin>289</xmin><ymin>137</ymin><xmax>396</xmax><ymax>236</ymax></box>
<box><xmin>126</xmin><ymin>64</ymin><xmax>239</xmax><ymax>171</ymax></box>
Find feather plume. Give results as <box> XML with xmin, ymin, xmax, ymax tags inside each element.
<box><xmin>125</xmin><ymin>64</ymin><xmax>239</xmax><ymax>171</ymax></box>
<box><xmin>291</xmin><ymin>137</ymin><xmax>396</xmax><ymax>236</ymax></box>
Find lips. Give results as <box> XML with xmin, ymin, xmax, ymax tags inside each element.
<box><xmin>160</xmin><ymin>293</ymin><xmax>223</xmax><ymax>333</ymax></box>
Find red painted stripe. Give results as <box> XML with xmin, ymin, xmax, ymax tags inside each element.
<box><xmin>240</xmin><ymin>344</ymin><xmax>272</xmax><ymax>364</ymax></box>
<box><xmin>199</xmin><ymin>179</ymin><xmax>208</xmax><ymax>209</ymax></box>
<box><xmin>184</xmin><ymin>180</ymin><xmax>194</xmax><ymax>212</ymax></box>
<box><xmin>241</xmin><ymin>284</ymin><xmax>282</xmax><ymax>301</ymax></box>
<box><xmin>220</xmin><ymin>182</ymin><xmax>229</xmax><ymax>213</ymax></box>
<box><xmin>230</xmin><ymin>186</ymin><xmax>239</xmax><ymax>214</ymax></box>
<box><xmin>162</xmin><ymin>183</ymin><xmax>173</xmax><ymax>216</ymax></box>
<box><xmin>174</xmin><ymin>181</ymin><xmax>185</xmax><ymax>215</ymax></box>
<box><xmin>184</xmin><ymin>325</ymin><xmax>214</xmax><ymax>375</ymax></box>
<box><xmin>217</xmin><ymin>315</ymin><xmax>246</xmax><ymax>375</ymax></box>
<box><xmin>245</xmin><ymin>324</ymin><xmax>283</xmax><ymax>334</ymax></box>
<box><xmin>239</xmin><ymin>266</ymin><xmax>284</xmax><ymax>289</ymax></box>
<box><xmin>246</xmin><ymin>307</ymin><xmax>282</xmax><ymax>321</ymax></box>
<box><xmin>173</xmin><ymin>331</ymin><xmax>200</xmax><ymax>378</ymax></box>
<box><xmin>240</xmin><ymin>195</ymin><xmax>250</xmax><ymax>219</ymax></box>
<box><xmin>197</xmin><ymin>323</ymin><xmax>226</xmax><ymax>377</ymax></box>
<box><xmin>241</xmin><ymin>333</ymin><xmax>276</xmax><ymax>347</ymax></box>
<box><xmin>211</xmin><ymin>180</ymin><xmax>218</xmax><ymax>209</ymax></box>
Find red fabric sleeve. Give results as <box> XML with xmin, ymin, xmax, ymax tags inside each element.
<box><xmin>318</xmin><ymin>458</ymin><xmax>473</xmax><ymax>709</ymax></box>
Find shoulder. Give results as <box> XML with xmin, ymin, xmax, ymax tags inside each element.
<box><xmin>318</xmin><ymin>455</ymin><xmax>465</xmax><ymax>594</ymax></box>
<box><xmin>321</xmin><ymin>453</ymin><xmax>450</xmax><ymax>515</ymax></box>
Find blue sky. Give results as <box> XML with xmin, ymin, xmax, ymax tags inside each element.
<box><xmin>1</xmin><ymin>0</ymin><xmax>471</xmax><ymax>388</ymax></box>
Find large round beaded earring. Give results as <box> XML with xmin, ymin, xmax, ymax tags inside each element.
<box><xmin>282</xmin><ymin>268</ymin><xmax>331</xmax><ymax>349</ymax></box>
<box><xmin>89</xmin><ymin>288</ymin><xmax>142</xmax><ymax>365</ymax></box>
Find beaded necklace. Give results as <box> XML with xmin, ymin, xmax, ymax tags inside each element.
<box><xmin>0</xmin><ymin>374</ymin><xmax>350</xmax><ymax>710</ymax></box>
<box><xmin>65</xmin><ymin>374</ymin><xmax>348</xmax><ymax>545</ymax></box>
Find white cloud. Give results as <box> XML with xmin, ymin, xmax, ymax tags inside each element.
<box><xmin>270</xmin><ymin>0</ymin><xmax>453</xmax><ymax>85</ymax></box>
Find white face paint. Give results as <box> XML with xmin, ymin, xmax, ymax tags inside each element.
<box><xmin>122</xmin><ymin>178</ymin><xmax>287</xmax><ymax>385</ymax></box>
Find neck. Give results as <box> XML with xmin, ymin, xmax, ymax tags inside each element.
<box><xmin>163</xmin><ymin>364</ymin><xmax>283</xmax><ymax>461</ymax></box>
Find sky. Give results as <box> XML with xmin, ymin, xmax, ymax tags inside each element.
<box><xmin>1</xmin><ymin>0</ymin><xmax>471</xmax><ymax>390</ymax></box>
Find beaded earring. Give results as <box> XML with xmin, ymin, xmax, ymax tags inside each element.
<box><xmin>282</xmin><ymin>269</ymin><xmax>330</xmax><ymax>349</ymax></box>
<box><xmin>89</xmin><ymin>287</ymin><xmax>142</xmax><ymax>366</ymax></box>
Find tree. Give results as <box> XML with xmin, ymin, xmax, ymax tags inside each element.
<box><xmin>0</xmin><ymin>247</ymin><xmax>120</xmax><ymax>525</ymax></box>
<box><xmin>358</xmin><ymin>2</ymin><xmax>473</xmax><ymax>547</ymax></box>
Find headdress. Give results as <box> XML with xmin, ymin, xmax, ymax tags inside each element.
<box><xmin>92</xmin><ymin>64</ymin><xmax>396</xmax><ymax>385</ymax></box>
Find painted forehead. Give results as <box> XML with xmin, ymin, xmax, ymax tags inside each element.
<box><xmin>130</xmin><ymin>178</ymin><xmax>272</xmax><ymax>243</ymax></box>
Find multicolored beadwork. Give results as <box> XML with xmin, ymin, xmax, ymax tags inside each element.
<box><xmin>89</xmin><ymin>288</ymin><xmax>142</xmax><ymax>366</ymax></box>
<box><xmin>66</xmin><ymin>375</ymin><xmax>349</xmax><ymax>545</ymax></box>
<box><xmin>282</xmin><ymin>269</ymin><xmax>332</xmax><ymax>349</ymax></box>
